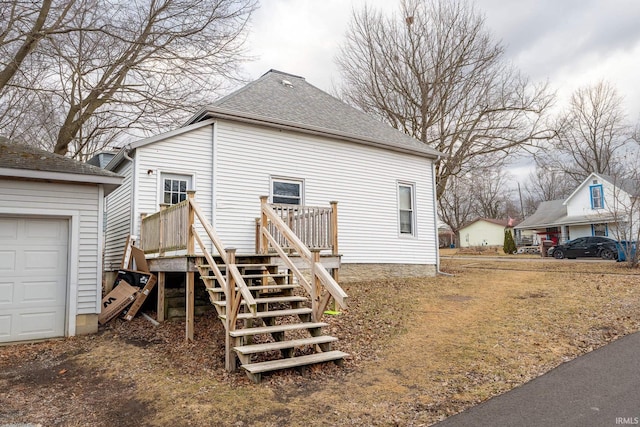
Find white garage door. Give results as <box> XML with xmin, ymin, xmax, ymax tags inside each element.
<box><xmin>0</xmin><ymin>217</ymin><xmax>68</xmax><ymax>343</ymax></box>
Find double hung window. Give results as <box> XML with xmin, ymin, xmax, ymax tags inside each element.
<box><xmin>398</xmin><ymin>183</ymin><xmax>415</xmax><ymax>236</ymax></box>
<box><xmin>590</xmin><ymin>184</ymin><xmax>604</xmax><ymax>209</ymax></box>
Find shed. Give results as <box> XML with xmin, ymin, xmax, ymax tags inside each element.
<box><xmin>0</xmin><ymin>139</ymin><xmax>122</xmax><ymax>343</ymax></box>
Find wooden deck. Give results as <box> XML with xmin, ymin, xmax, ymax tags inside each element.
<box><xmin>136</xmin><ymin>192</ymin><xmax>348</xmax><ymax>382</ymax></box>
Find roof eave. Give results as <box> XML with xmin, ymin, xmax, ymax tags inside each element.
<box><xmin>0</xmin><ymin>168</ymin><xmax>123</xmax><ymax>195</ymax></box>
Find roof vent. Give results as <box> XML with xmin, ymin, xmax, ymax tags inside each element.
<box><xmin>281</xmin><ymin>79</ymin><xmax>293</xmax><ymax>88</ymax></box>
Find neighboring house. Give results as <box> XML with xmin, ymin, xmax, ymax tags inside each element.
<box><xmin>0</xmin><ymin>139</ymin><xmax>122</xmax><ymax>343</ymax></box>
<box><xmin>103</xmin><ymin>69</ymin><xmax>443</xmax><ymax>273</ymax></box>
<box><xmin>515</xmin><ymin>172</ymin><xmax>637</xmax><ymax>244</ymax></box>
<box><xmin>458</xmin><ymin>218</ymin><xmax>516</xmax><ymax>248</ymax></box>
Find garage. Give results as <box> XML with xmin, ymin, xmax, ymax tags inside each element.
<box><xmin>0</xmin><ymin>138</ymin><xmax>122</xmax><ymax>343</ymax></box>
<box><xmin>0</xmin><ymin>217</ymin><xmax>69</xmax><ymax>343</ymax></box>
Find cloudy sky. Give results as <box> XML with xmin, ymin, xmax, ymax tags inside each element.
<box><xmin>242</xmin><ymin>0</ymin><xmax>640</xmax><ymax>121</ymax></box>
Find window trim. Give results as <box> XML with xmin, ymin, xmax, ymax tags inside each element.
<box><xmin>590</xmin><ymin>184</ymin><xmax>604</xmax><ymax>210</ymax></box>
<box><xmin>397</xmin><ymin>181</ymin><xmax>416</xmax><ymax>237</ymax></box>
<box><xmin>158</xmin><ymin>172</ymin><xmax>194</xmax><ymax>206</ymax></box>
<box><xmin>270</xmin><ymin>176</ymin><xmax>304</xmax><ymax>205</ymax></box>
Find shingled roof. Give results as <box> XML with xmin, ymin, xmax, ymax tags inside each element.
<box><xmin>0</xmin><ymin>138</ymin><xmax>122</xmax><ymax>192</ymax></box>
<box><xmin>185</xmin><ymin>69</ymin><xmax>442</xmax><ymax>158</ymax></box>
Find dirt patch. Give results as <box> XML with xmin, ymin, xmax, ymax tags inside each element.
<box><xmin>2</xmin><ymin>259</ymin><xmax>640</xmax><ymax>426</ymax></box>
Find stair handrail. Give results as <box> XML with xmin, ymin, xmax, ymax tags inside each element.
<box><xmin>259</xmin><ymin>196</ymin><xmax>348</xmax><ymax>314</ymax></box>
<box><xmin>187</xmin><ymin>192</ymin><xmax>257</xmax><ymax>316</ymax></box>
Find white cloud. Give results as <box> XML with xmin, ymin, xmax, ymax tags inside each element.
<box><xmin>241</xmin><ymin>0</ymin><xmax>640</xmax><ymax>117</ymax></box>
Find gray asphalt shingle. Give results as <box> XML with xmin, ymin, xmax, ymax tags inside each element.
<box><xmin>192</xmin><ymin>69</ymin><xmax>441</xmax><ymax>158</ymax></box>
<box><xmin>0</xmin><ymin>137</ymin><xmax>120</xmax><ymax>178</ymax></box>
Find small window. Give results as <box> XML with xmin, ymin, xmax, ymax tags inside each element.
<box><xmin>162</xmin><ymin>174</ymin><xmax>191</xmax><ymax>205</ymax></box>
<box><xmin>398</xmin><ymin>183</ymin><xmax>415</xmax><ymax>236</ymax></box>
<box><xmin>590</xmin><ymin>184</ymin><xmax>603</xmax><ymax>209</ymax></box>
<box><xmin>271</xmin><ymin>178</ymin><xmax>303</xmax><ymax>205</ymax></box>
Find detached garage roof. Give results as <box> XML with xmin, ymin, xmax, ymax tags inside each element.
<box><xmin>0</xmin><ymin>138</ymin><xmax>122</xmax><ymax>194</ymax></box>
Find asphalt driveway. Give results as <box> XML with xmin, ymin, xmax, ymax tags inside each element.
<box><xmin>435</xmin><ymin>331</ymin><xmax>640</xmax><ymax>426</ymax></box>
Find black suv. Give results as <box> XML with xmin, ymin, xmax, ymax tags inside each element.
<box><xmin>552</xmin><ymin>236</ymin><xmax>618</xmax><ymax>260</ymax></box>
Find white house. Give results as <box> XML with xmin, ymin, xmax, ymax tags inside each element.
<box><xmin>458</xmin><ymin>218</ymin><xmax>514</xmax><ymax>248</ymax></box>
<box><xmin>0</xmin><ymin>139</ymin><xmax>122</xmax><ymax>343</ymax></box>
<box><xmin>103</xmin><ymin>70</ymin><xmax>443</xmax><ymax>274</ymax></box>
<box><xmin>515</xmin><ymin>172</ymin><xmax>637</xmax><ymax>244</ymax></box>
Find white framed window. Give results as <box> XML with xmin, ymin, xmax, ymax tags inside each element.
<box><xmin>161</xmin><ymin>173</ymin><xmax>192</xmax><ymax>205</ymax></box>
<box><xmin>398</xmin><ymin>182</ymin><xmax>416</xmax><ymax>236</ymax></box>
<box><xmin>271</xmin><ymin>177</ymin><xmax>303</xmax><ymax>205</ymax></box>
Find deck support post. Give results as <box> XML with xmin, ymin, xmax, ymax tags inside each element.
<box><xmin>259</xmin><ymin>196</ymin><xmax>269</xmax><ymax>254</ymax></box>
<box><xmin>225</xmin><ymin>247</ymin><xmax>238</xmax><ymax>372</ymax></box>
<box><xmin>311</xmin><ymin>249</ymin><xmax>321</xmax><ymax>322</ymax></box>
<box><xmin>187</xmin><ymin>191</ymin><xmax>196</xmax><ymax>255</ymax></box>
<box><xmin>157</xmin><ymin>271</ymin><xmax>165</xmax><ymax>322</ymax></box>
<box><xmin>158</xmin><ymin>203</ymin><xmax>169</xmax><ymax>256</ymax></box>
<box><xmin>186</xmin><ymin>271</ymin><xmax>194</xmax><ymax>341</ymax></box>
<box><xmin>330</xmin><ymin>201</ymin><xmax>338</xmax><ymax>256</ymax></box>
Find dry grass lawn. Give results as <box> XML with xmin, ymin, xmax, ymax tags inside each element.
<box><xmin>2</xmin><ymin>258</ymin><xmax>640</xmax><ymax>426</ymax></box>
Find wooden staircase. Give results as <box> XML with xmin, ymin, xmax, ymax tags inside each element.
<box><xmin>139</xmin><ymin>192</ymin><xmax>349</xmax><ymax>382</ymax></box>
<box><xmin>196</xmin><ymin>254</ymin><xmax>348</xmax><ymax>383</ymax></box>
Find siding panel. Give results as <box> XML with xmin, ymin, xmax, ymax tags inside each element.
<box><xmin>104</xmin><ymin>161</ymin><xmax>133</xmax><ymax>270</ymax></box>
<box><xmin>214</xmin><ymin>121</ymin><xmax>437</xmax><ymax>264</ymax></box>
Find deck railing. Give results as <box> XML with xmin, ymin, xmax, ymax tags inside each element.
<box><xmin>268</xmin><ymin>204</ymin><xmax>335</xmax><ymax>251</ymax></box>
<box><xmin>258</xmin><ymin>196</ymin><xmax>347</xmax><ymax>320</ymax></box>
<box><xmin>257</xmin><ymin>200</ymin><xmax>339</xmax><ymax>255</ymax></box>
<box><xmin>140</xmin><ymin>200</ymin><xmax>190</xmax><ymax>255</ymax></box>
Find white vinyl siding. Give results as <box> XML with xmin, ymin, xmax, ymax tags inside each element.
<box><xmin>213</xmin><ymin>121</ymin><xmax>437</xmax><ymax>264</ymax></box>
<box><xmin>104</xmin><ymin>161</ymin><xmax>133</xmax><ymax>270</ymax></box>
<box><xmin>0</xmin><ymin>180</ymin><xmax>103</xmax><ymax>331</ymax></box>
<box><xmin>135</xmin><ymin>125</ymin><xmax>213</xmax><ymax>250</ymax></box>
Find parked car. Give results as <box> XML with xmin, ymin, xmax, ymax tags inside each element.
<box><xmin>552</xmin><ymin>236</ymin><xmax>618</xmax><ymax>260</ymax></box>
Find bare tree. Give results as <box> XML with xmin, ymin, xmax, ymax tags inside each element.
<box><xmin>0</xmin><ymin>0</ymin><xmax>257</xmax><ymax>158</ymax></box>
<box><xmin>538</xmin><ymin>80</ymin><xmax>634</xmax><ymax>185</ymax></box>
<box><xmin>473</xmin><ymin>169</ymin><xmax>513</xmax><ymax>219</ymax></box>
<box><xmin>438</xmin><ymin>173</ymin><xmax>477</xmax><ymax>245</ymax></box>
<box><xmin>336</xmin><ymin>0</ymin><xmax>554</xmax><ymax>200</ymax></box>
<box><xmin>522</xmin><ymin>166</ymin><xmax>573</xmax><ymax>211</ymax></box>
<box><xmin>0</xmin><ymin>0</ymin><xmax>78</xmax><ymax>93</ymax></box>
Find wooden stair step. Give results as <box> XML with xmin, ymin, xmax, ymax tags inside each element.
<box><xmin>234</xmin><ymin>336</ymin><xmax>338</xmax><ymax>355</ymax></box>
<box><xmin>229</xmin><ymin>322</ymin><xmax>328</xmax><ymax>338</ymax></box>
<box><xmin>241</xmin><ymin>350</ymin><xmax>349</xmax><ymax>374</ymax></box>
<box><xmin>197</xmin><ymin>263</ymin><xmax>278</xmax><ymax>270</ymax></box>
<box><xmin>238</xmin><ymin>273</ymin><xmax>288</xmax><ymax>279</ymax></box>
<box><xmin>206</xmin><ymin>284</ymin><xmax>298</xmax><ymax>293</ymax></box>
<box><xmin>211</xmin><ymin>295</ymin><xmax>307</xmax><ymax>307</ymax></box>
<box><xmin>220</xmin><ymin>307</ymin><xmax>312</xmax><ymax>321</ymax></box>
<box><xmin>200</xmin><ymin>273</ymin><xmax>287</xmax><ymax>280</ymax></box>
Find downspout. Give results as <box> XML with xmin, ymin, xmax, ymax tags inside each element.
<box><xmin>431</xmin><ymin>155</ymin><xmax>453</xmax><ymax>277</ymax></box>
<box><xmin>122</xmin><ymin>146</ymin><xmax>137</xmax><ymax>240</ymax></box>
